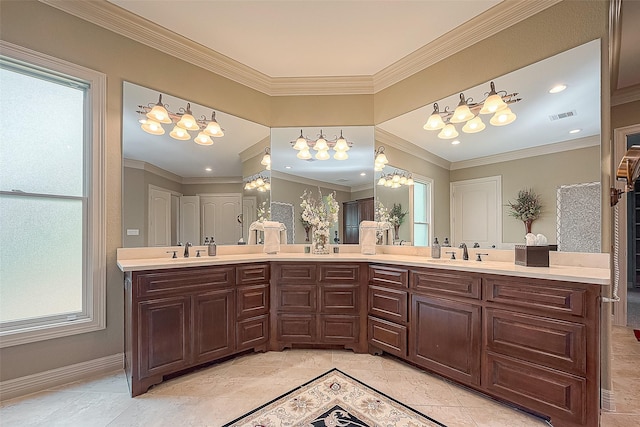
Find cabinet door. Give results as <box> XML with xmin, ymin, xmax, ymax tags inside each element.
<box><xmin>368</xmin><ymin>316</ymin><xmax>407</xmax><ymax>357</ymax></box>
<box><xmin>237</xmin><ymin>284</ymin><xmax>269</xmax><ymax>319</ymax></box>
<box><xmin>277</xmin><ymin>314</ymin><xmax>317</xmax><ymax>342</ymax></box>
<box><xmin>319</xmin><ymin>315</ymin><xmax>359</xmax><ymax>343</ymax></box>
<box><xmin>320</xmin><ymin>285</ymin><xmax>359</xmax><ymax>314</ymax></box>
<box><xmin>343</xmin><ymin>201</ymin><xmax>359</xmax><ymax>244</ymax></box>
<box><xmin>193</xmin><ymin>288</ymin><xmax>235</xmax><ymax>364</ymax></box>
<box><xmin>410</xmin><ymin>294</ymin><xmax>481</xmax><ymax>385</ymax></box>
<box><xmin>237</xmin><ymin>315</ymin><xmax>269</xmax><ymax>350</ymax></box>
<box><xmin>276</xmin><ymin>285</ymin><xmax>317</xmax><ymax>312</ymax></box>
<box><xmin>139</xmin><ymin>296</ymin><xmax>190</xmax><ymax>379</ymax></box>
<box><xmin>368</xmin><ymin>285</ymin><xmax>408</xmax><ymax>323</ymax></box>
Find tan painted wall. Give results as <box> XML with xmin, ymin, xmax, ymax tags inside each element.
<box><xmin>122</xmin><ymin>167</ymin><xmax>145</xmax><ymax>248</ymax></box>
<box><xmin>0</xmin><ymin>0</ymin><xmax>611</xmax><ymax>386</ymax></box>
<box><xmin>612</xmin><ymin>100</ymin><xmax>640</xmax><ymax>130</ymax></box>
<box><xmin>450</xmin><ymin>146</ymin><xmax>601</xmax><ymax>245</ymax></box>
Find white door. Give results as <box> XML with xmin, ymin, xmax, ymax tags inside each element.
<box><xmin>242</xmin><ymin>196</ymin><xmax>257</xmax><ymax>242</ymax></box>
<box><xmin>180</xmin><ymin>196</ymin><xmax>200</xmax><ymax>245</ymax></box>
<box><xmin>200</xmin><ymin>194</ymin><xmax>242</xmax><ymax>245</ymax></box>
<box><xmin>148</xmin><ymin>187</ymin><xmax>171</xmax><ymax>246</ymax></box>
<box><xmin>451</xmin><ymin>176</ymin><xmax>502</xmax><ymax>248</ymax></box>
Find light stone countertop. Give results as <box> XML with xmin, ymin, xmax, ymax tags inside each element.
<box><xmin>117</xmin><ymin>246</ymin><xmax>610</xmax><ymax>286</ymax></box>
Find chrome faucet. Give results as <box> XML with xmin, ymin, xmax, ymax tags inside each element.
<box><xmin>184</xmin><ymin>242</ymin><xmax>192</xmax><ymax>258</ymax></box>
<box><xmin>459</xmin><ymin>243</ymin><xmax>469</xmax><ymax>260</ymax></box>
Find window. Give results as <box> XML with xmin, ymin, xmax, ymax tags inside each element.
<box><xmin>0</xmin><ymin>42</ymin><xmax>105</xmax><ymax>347</ymax></box>
<box><xmin>412</xmin><ymin>176</ymin><xmax>433</xmax><ymax>247</ymax></box>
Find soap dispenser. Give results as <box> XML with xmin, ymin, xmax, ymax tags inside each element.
<box><xmin>208</xmin><ymin>237</ymin><xmax>217</xmax><ymax>256</ymax></box>
<box><xmin>432</xmin><ymin>238</ymin><xmax>441</xmax><ymax>259</ymax></box>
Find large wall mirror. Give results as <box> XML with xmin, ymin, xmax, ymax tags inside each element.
<box><xmin>376</xmin><ymin>39</ymin><xmax>602</xmax><ymax>252</ymax></box>
<box><xmin>270</xmin><ymin>126</ymin><xmax>374</xmax><ymax>244</ymax></box>
<box><xmin>121</xmin><ymin>82</ymin><xmax>270</xmax><ymax>247</ymax></box>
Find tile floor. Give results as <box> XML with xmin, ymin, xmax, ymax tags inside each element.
<box><xmin>1</xmin><ymin>327</ymin><xmax>638</xmax><ymax>426</ymax></box>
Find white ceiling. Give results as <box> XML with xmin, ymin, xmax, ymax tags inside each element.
<box><xmin>109</xmin><ymin>0</ymin><xmax>501</xmax><ymax>78</ymax></box>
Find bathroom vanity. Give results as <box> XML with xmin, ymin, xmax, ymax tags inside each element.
<box><xmin>118</xmin><ymin>248</ymin><xmax>608</xmax><ymax>427</ymax></box>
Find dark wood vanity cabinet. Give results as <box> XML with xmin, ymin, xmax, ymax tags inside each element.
<box><xmin>125</xmin><ymin>263</ymin><xmax>269</xmax><ymax>397</ymax></box>
<box><xmin>271</xmin><ymin>262</ymin><xmax>367</xmax><ymax>351</ymax></box>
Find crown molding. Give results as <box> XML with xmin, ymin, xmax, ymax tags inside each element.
<box><xmin>375</xmin><ymin>128</ymin><xmax>451</xmax><ymax>170</ymax></box>
<box><xmin>39</xmin><ymin>0</ymin><xmax>557</xmax><ymax>96</ymax></box>
<box><xmin>450</xmin><ymin>134</ymin><xmax>600</xmax><ymax>170</ymax></box>
<box><xmin>239</xmin><ymin>136</ymin><xmax>271</xmax><ymax>163</ymax></box>
<box><xmin>372</xmin><ymin>0</ymin><xmax>562</xmax><ymax>92</ymax></box>
<box><xmin>611</xmin><ymin>83</ymin><xmax>640</xmax><ymax>106</ymax></box>
<box><xmin>271</xmin><ymin>170</ymin><xmax>352</xmax><ymax>193</ymax></box>
<box><xmin>123</xmin><ymin>158</ymin><xmax>240</xmax><ymax>184</ymax></box>
<box><xmin>182</xmin><ymin>177</ymin><xmax>242</xmax><ymax>185</ymax></box>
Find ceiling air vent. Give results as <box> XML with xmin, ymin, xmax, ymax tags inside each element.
<box><xmin>549</xmin><ymin>110</ymin><xmax>577</xmax><ymax>121</ymax></box>
<box><xmin>336</xmin><ymin>178</ymin><xmax>349</xmax><ymax>182</ymax></box>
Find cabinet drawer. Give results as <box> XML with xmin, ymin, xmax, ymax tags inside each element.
<box><xmin>484</xmin><ymin>277</ymin><xmax>588</xmax><ymax>317</ymax></box>
<box><xmin>368</xmin><ymin>316</ymin><xmax>407</xmax><ymax>357</ymax></box>
<box><xmin>368</xmin><ymin>285</ymin><xmax>408</xmax><ymax>323</ymax></box>
<box><xmin>320</xmin><ymin>285</ymin><xmax>359</xmax><ymax>314</ymax></box>
<box><xmin>236</xmin><ymin>315</ymin><xmax>268</xmax><ymax>350</ymax></box>
<box><xmin>485</xmin><ymin>308</ymin><xmax>586</xmax><ymax>376</ymax></box>
<box><xmin>369</xmin><ymin>265</ymin><xmax>408</xmax><ymax>288</ymax></box>
<box><xmin>320</xmin><ymin>315</ymin><xmax>359</xmax><ymax>343</ymax></box>
<box><xmin>319</xmin><ymin>264</ymin><xmax>361</xmax><ymax>284</ymax></box>
<box><xmin>411</xmin><ymin>269</ymin><xmax>481</xmax><ymax>299</ymax></box>
<box><xmin>135</xmin><ymin>266</ymin><xmax>234</xmax><ymax>298</ymax></box>
<box><xmin>237</xmin><ymin>284</ymin><xmax>269</xmax><ymax>319</ymax></box>
<box><xmin>277</xmin><ymin>314</ymin><xmax>316</xmax><ymax>342</ymax></box>
<box><xmin>274</xmin><ymin>263</ymin><xmax>317</xmax><ymax>284</ymax></box>
<box><xmin>236</xmin><ymin>264</ymin><xmax>269</xmax><ymax>285</ymax></box>
<box><xmin>483</xmin><ymin>352</ymin><xmax>586</xmax><ymax>425</ymax></box>
<box><xmin>276</xmin><ymin>285</ymin><xmax>317</xmax><ymax>312</ymax></box>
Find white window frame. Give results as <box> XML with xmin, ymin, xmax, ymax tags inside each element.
<box><xmin>0</xmin><ymin>41</ymin><xmax>106</xmax><ymax>348</ymax></box>
<box><xmin>410</xmin><ymin>174</ymin><xmax>434</xmax><ymax>246</ymax></box>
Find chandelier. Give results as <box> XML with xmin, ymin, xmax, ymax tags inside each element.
<box><xmin>244</xmin><ymin>174</ymin><xmax>270</xmax><ymax>192</ymax></box>
<box><xmin>423</xmin><ymin>81</ymin><xmax>521</xmax><ymax>139</ymax></box>
<box><xmin>291</xmin><ymin>129</ymin><xmax>352</xmax><ymax>160</ymax></box>
<box><xmin>378</xmin><ymin>170</ymin><xmax>414</xmax><ymax>188</ymax></box>
<box><xmin>260</xmin><ymin>148</ymin><xmax>271</xmax><ymax>170</ymax></box>
<box><xmin>137</xmin><ymin>94</ymin><xmax>224</xmax><ymax>145</ymax></box>
<box><xmin>374</xmin><ymin>147</ymin><xmax>389</xmax><ymax>171</ymax></box>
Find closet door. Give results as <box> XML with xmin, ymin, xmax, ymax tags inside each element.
<box><xmin>148</xmin><ymin>187</ymin><xmax>171</xmax><ymax>246</ymax></box>
<box><xmin>180</xmin><ymin>196</ymin><xmax>200</xmax><ymax>245</ymax></box>
<box><xmin>200</xmin><ymin>194</ymin><xmax>242</xmax><ymax>245</ymax></box>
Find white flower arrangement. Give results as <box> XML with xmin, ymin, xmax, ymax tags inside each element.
<box><xmin>300</xmin><ymin>188</ymin><xmax>339</xmax><ymax>252</ymax></box>
<box><xmin>256</xmin><ymin>201</ymin><xmax>270</xmax><ymax>222</ymax></box>
<box><xmin>375</xmin><ymin>201</ymin><xmax>390</xmax><ymax>223</ymax></box>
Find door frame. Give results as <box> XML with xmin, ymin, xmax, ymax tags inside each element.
<box><xmin>613</xmin><ymin>123</ymin><xmax>640</xmax><ymax>326</ymax></box>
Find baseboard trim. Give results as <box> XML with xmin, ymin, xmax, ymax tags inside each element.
<box><xmin>0</xmin><ymin>353</ymin><xmax>124</xmax><ymax>401</ymax></box>
<box><xmin>601</xmin><ymin>387</ymin><xmax>616</xmax><ymax>412</ymax></box>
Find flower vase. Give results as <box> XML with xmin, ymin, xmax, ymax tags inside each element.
<box><xmin>312</xmin><ymin>228</ymin><xmax>330</xmax><ymax>255</ymax></box>
<box><xmin>524</xmin><ymin>219</ymin><xmax>533</xmax><ymax>234</ymax></box>
<box><xmin>304</xmin><ymin>226</ymin><xmax>311</xmax><ymax>242</ymax></box>
<box><xmin>393</xmin><ymin>224</ymin><xmax>400</xmax><ymax>241</ymax></box>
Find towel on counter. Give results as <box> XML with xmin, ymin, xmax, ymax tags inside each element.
<box><xmin>263</xmin><ymin>221</ymin><xmax>285</xmax><ymax>254</ymax></box>
<box><xmin>360</xmin><ymin>221</ymin><xmax>379</xmax><ymax>255</ymax></box>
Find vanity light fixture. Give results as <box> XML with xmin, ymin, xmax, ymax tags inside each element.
<box><xmin>138</xmin><ymin>94</ymin><xmax>225</xmax><ymax>144</ymax></box>
<box><xmin>290</xmin><ymin>129</ymin><xmax>352</xmax><ymax>161</ymax></box>
<box><xmin>374</xmin><ymin>147</ymin><xmax>389</xmax><ymax>171</ymax></box>
<box><xmin>423</xmin><ymin>81</ymin><xmax>521</xmax><ymax>139</ymax></box>
<box><xmin>377</xmin><ymin>170</ymin><xmax>414</xmax><ymax>187</ymax></box>
<box><xmin>260</xmin><ymin>148</ymin><xmax>272</xmax><ymax>170</ymax></box>
<box><xmin>244</xmin><ymin>173</ymin><xmax>270</xmax><ymax>192</ymax></box>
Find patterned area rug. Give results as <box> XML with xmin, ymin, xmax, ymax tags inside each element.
<box><xmin>223</xmin><ymin>368</ymin><xmax>447</xmax><ymax>427</ymax></box>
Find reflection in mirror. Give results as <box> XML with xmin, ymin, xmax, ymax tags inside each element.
<box><xmin>377</xmin><ymin>39</ymin><xmax>601</xmax><ymax>252</ymax></box>
<box><xmin>270</xmin><ymin>126</ymin><xmax>374</xmax><ymax>244</ymax></box>
<box><xmin>121</xmin><ymin>81</ymin><xmax>270</xmax><ymax>247</ymax></box>
<box><xmin>375</xmin><ymin>165</ymin><xmax>412</xmax><ymax>245</ymax></box>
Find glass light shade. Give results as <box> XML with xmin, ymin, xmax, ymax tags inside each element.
<box><xmin>384</xmin><ymin>179</ymin><xmax>393</xmax><ymax>187</ymax></box>
<box><xmin>423</xmin><ymin>112</ymin><xmax>445</xmax><ymax>130</ymax></box>
<box><xmin>490</xmin><ymin>107</ymin><xmax>516</xmax><ymax>126</ymax></box>
<box><xmin>169</xmin><ymin>125</ymin><xmax>190</xmax><ymax>140</ymax></box>
<box><xmin>334</xmin><ymin>137</ymin><xmax>350</xmax><ymax>152</ymax></box>
<box><xmin>333</xmin><ymin>150</ymin><xmax>348</xmax><ymax>160</ymax></box>
<box><xmin>260</xmin><ymin>153</ymin><xmax>271</xmax><ymax>166</ymax></box>
<box><xmin>314</xmin><ymin>137</ymin><xmax>329</xmax><ymax>151</ymax></box>
<box><xmin>377</xmin><ymin>177</ymin><xmax>386</xmax><ymax>186</ymax></box>
<box><xmin>315</xmin><ymin>149</ymin><xmax>330</xmax><ymax>160</ymax></box>
<box><xmin>392</xmin><ymin>173</ymin><xmax>401</xmax><ymax>183</ymax></box>
<box><xmin>203</xmin><ymin>120</ymin><xmax>221</xmax><ymax>136</ymax></box>
<box><xmin>244</xmin><ymin>182</ymin><xmax>251</xmax><ymax>190</ymax></box>
<box><xmin>375</xmin><ymin>152</ymin><xmax>389</xmax><ymax>165</ymax></box>
<box><xmin>450</xmin><ymin>104</ymin><xmax>475</xmax><ymax>123</ymax></box>
<box><xmin>406</xmin><ymin>176</ymin><xmax>414</xmax><ymax>186</ymax></box>
<box><xmin>256</xmin><ymin>177</ymin><xmax>264</xmax><ymax>186</ymax></box>
<box><xmin>249</xmin><ymin>180</ymin><xmax>256</xmax><ymax>189</ymax></box>
<box><xmin>399</xmin><ymin>176</ymin><xmax>407</xmax><ymax>185</ymax></box>
<box><xmin>141</xmin><ymin>119</ymin><xmax>165</xmax><ymax>135</ymax></box>
<box><xmin>265</xmin><ymin>164</ymin><xmax>271</xmax><ymax>171</ymax></box>
<box><xmin>257</xmin><ymin>186</ymin><xmax>266</xmax><ymax>192</ymax></box>
<box><xmin>194</xmin><ymin>132</ymin><xmax>213</xmax><ymax>145</ymax></box>
<box><xmin>479</xmin><ymin>94</ymin><xmax>507</xmax><ymax>114</ymax></box>
<box><xmin>437</xmin><ymin>123</ymin><xmax>459</xmax><ymax>139</ymax></box>
<box><xmin>374</xmin><ymin>163</ymin><xmax>384</xmax><ymax>172</ymax></box>
<box><xmin>297</xmin><ymin>148</ymin><xmax>311</xmax><ymax>160</ymax></box>
<box><xmin>146</xmin><ymin>104</ymin><xmax>172</xmax><ymax>124</ymax></box>
<box><xmin>177</xmin><ymin>113</ymin><xmax>200</xmax><ymax>131</ymax></box>
<box><xmin>293</xmin><ymin>137</ymin><xmax>308</xmax><ymax>150</ymax></box>
<box><xmin>462</xmin><ymin>116</ymin><xmax>486</xmax><ymax>133</ymax></box>
<box><xmin>392</xmin><ymin>182</ymin><xmax>401</xmax><ymax>188</ymax></box>
<box><xmin>265</xmin><ymin>182</ymin><xmax>271</xmax><ymax>190</ymax></box>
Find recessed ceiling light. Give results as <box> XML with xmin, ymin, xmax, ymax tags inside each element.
<box><xmin>205</xmin><ymin>167</ymin><xmax>212</xmax><ymax>172</ymax></box>
<box><xmin>451</xmin><ymin>140</ymin><xmax>461</xmax><ymax>145</ymax></box>
<box><xmin>285</xmin><ymin>165</ymin><xmax>292</xmax><ymax>169</ymax></box>
<box><xmin>360</xmin><ymin>172</ymin><xmax>366</xmax><ymax>176</ymax></box>
<box><xmin>569</xmin><ymin>129</ymin><xmax>581</xmax><ymax>134</ymax></box>
<box><xmin>549</xmin><ymin>84</ymin><xmax>567</xmax><ymax>94</ymax></box>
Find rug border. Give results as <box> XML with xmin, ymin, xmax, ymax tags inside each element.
<box><xmin>221</xmin><ymin>367</ymin><xmax>447</xmax><ymax>427</ymax></box>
